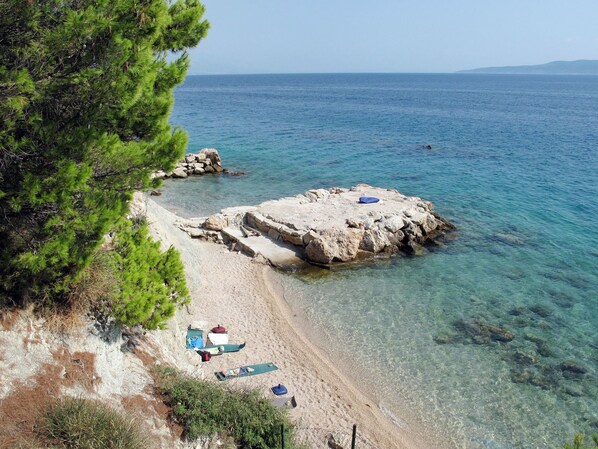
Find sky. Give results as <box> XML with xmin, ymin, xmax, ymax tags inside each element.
<box><xmin>187</xmin><ymin>0</ymin><xmax>598</xmax><ymax>75</ymax></box>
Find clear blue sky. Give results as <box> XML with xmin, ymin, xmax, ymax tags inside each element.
<box><xmin>187</xmin><ymin>0</ymin><xmax>598</xmax><ymax>74</ymax></box>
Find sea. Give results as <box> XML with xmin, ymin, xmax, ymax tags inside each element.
<box><xmin>154</xmin><ymin>73</ymin><xmax>598</xmax><ymax>449</ymax></box>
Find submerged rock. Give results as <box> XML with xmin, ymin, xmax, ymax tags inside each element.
<box><xmin>454</xmin><ymin>319</ymin><xmax>515</xmax><ymax>344</ymax></box>
<box><xmin>560</xmin><ymin>361</ymin><xmax>588</xmax><ymax>377</ymax></box>
<box><xmin>433</xmin><ymin>333</ymin><xmax>461</xmax><ymax>345</ymax></box>
<box><xmin>513</xmin><ymin>350</ymin><xmax>538</xmax><ymax>365</ymax></box>
<box><xmin>529</xmin><ymin>304</ymin><xmax>552</xmax><ymax>318</ymax></box>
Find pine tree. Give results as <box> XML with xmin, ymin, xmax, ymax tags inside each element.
<box><xmin>0</xmin><ymin>0</ymin><xmax>208</xmax><ymax>303</ymax></box>
<box><xmin>110</xmin><ymin>218</ymin><xmax>190</xmax><ymax>330</ymax></box>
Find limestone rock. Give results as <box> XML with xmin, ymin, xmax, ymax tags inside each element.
<box><xmin>305</xmin><ymin>227</ymin><xmax>364</xmax><ymax>264</ymax></box>
<box><xmin>171</xmin><ymin>167</ymin><xmax>188</xmax><ymax>178</ymax></box>
<box><xmin>204</xmin><ymin>214</ymin><xmax>228</xmax><ymax>231</ymax></box>
<box><xmin>360</xmin><ymin>228</ymin><xmax>390</xmax><ymax>253</ymax></box>
<box><xmin>182</xmin><ymin>184</ymin><xmax>453</xmax><ymax>268</ymax></box>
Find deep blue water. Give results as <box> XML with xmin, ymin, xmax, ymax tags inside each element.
<box><xmin>156</xmin><ymin>74</ymin><xmax>598</xmax><ymax>449</ymax></box>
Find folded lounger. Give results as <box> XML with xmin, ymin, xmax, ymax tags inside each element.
<box><xmin>215</xmin><ymin>362</ymin><xmax>278</xmax><ymax>381</ymax></box>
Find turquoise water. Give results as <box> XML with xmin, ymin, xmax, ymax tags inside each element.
<box><xmin>156</xmin><ymin>74</ymin><xmax>598</xmax><ymax>448</ymax></box>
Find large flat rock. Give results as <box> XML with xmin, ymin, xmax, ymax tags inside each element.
<box><xmin>185</xmin><ymin>184</ymin><xmax>453</xmax><ymax>267</ymax></box>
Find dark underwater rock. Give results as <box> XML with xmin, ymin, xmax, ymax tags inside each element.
<box><xmin>433</xmin><ymin>333</ymin><xmax>461</xmax><ymax>345</ymax></box>
<box><xmin>529</xmin><ymin>304</ymin><xmax>552</xmax><ymax>318</ymax></box>
<box><xmin>454</xmin><ymin>319</ymin><xmax>515</xmax><ymax>344</ymax></box>
<box><xmin>513</xmin><ymin>350</ymin><xmax>538</xmax><ymax>365</ymax></box>
<box><xmin>560</xmin><ymin>362</ymin><xmax>588</xmax><ymax>380</ymax></box>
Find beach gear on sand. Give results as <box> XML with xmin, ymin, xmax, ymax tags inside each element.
<box><xmin>208</xmin><ymin>332</ymin><xmax>229</xmax><ymax>345</ymax></box>
<box><xmin>186</xmin><ymin>328</ymin><xmax>204</xmax><ymax>349</ymax></box>
<box><xmin>211</xmin><ymin>325</ymin><xmax>227</xmax><ymax>334</ymax></box>
<box><xmin>358</xmin><ymin>196</ymin><xmax>380</xmax><ymax>204</ymax></box>
<box><xmin>200</xmin><ymin>342</ymin><xmax>246</xmax><ymax>355</ymax></box>
<box><xmin>271</xmin><ymin>384</ymin><xmax>288</xmax><ymax>395</ymax></box>
<box><xmin>216</xmin><ymin>362</ymin><xmax>278</xmax><ymax>381</ymax></box>
<box><xmin>270</xmin><ymin>396</ymin><xmax>297</xmax><ymax>410</ymax></box>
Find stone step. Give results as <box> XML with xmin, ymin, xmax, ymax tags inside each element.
<box><xmin>221</xmin><ymin>227</ymin><xmax>305</xmax><ymax>270</ymax></box>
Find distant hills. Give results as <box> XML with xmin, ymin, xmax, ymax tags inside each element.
<box><xmin>458</xmin><ymin>60</ymin><xmax>598</xmax><ymax>75</ymax></box>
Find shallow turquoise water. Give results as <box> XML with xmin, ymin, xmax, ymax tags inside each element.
<box><xmin>156</xmin><ymin>74</ymin><xmax>598</xmax><ymax>448</ymax></box>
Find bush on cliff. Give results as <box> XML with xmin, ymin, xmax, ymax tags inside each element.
<box><xmin>0</xmin><ymin>0</ymin><xmax>208</xmax><ymax>305</ymax></box>
<box><xmin>38</xmin><ymin>397</ymin><xmax>147</xmax><ymax>449</ymax></box>
<box><xmin>109</xmin><ymin>217</ymin><xmax>189</xmax><ymax>329</ymax></box>
<box><xmin>155</xmin><ymin>366</ymin><xmax>300</xmax><ymax>449</ymax></box>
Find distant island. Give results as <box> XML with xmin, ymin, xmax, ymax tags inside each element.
<box><xmin>458</xmin><ymin>59</ymin><xmax>598</xmax><ymax>75</ymax></box>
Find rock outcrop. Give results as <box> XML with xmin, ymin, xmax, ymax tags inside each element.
<box><xmin>179</xmin><ymin>184</ymin><xmax>454</xmax><ymax>267</ymax></box>
<box><xmin>153</xmin><ymin>148</ymin><xmax>224</xmax><ymax>180</ymax></box>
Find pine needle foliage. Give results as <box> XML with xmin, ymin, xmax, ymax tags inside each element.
<box><xmin>110</xmin><ymin>217</ymin><xmax>189</xmax><ymax>329</ymax></box>
<box><xmin>0</xmin><ymin>0</ymin><xmax>209</xmax><ymax>304</ymax></box>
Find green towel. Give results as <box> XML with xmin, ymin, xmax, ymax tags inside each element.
<box><xmin>215</xmin><ymin>362</ymin><xmax>278</xmax><ymax>381</ymax></box>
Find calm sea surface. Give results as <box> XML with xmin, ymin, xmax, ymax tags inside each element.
<box><xmin>155</xmin><ymin>74</ymin><xmax>598</xmax><ymax>449</ymax></box>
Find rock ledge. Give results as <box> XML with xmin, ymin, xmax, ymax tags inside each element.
<box><xmin>179</xmin><ymin>184</ymin><xmax>454</xmax><ymax>268</ymax></box>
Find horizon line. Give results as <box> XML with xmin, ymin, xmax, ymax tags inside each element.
<box><xmin>185</xmin><ymin>71</ymin><xmax>597</xmax><ymax>77</ymax></box>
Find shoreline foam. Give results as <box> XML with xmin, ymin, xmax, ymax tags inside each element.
<box><xmin>142</xmin><ymin>194</ymin><xmax>434</xmax><ymax>449</ymax></box>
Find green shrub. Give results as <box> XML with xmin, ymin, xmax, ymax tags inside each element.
<box><xmin>563</xmin><ymin>434</ymin><xmax>598</xmax><ymax>449</ymax></box>
<box><xmin>109</xmin><ymin>218</ymin><xmax>190</xmax><ymax>329</ymax></box>
<box><xmin>39</xmin><ymin>397</ymin><xmax>147</xmax><ymax>449</ymax></box>
<box><xmin>155</xmin><ymin>366</ymin><xmax>299</xmax><ymax>449</ymax></box>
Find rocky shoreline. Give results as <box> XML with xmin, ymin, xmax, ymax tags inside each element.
<box><xmin>153</xmin><ymin>148</ymin><xmax>225</xmax><ymax>179</ymax></box>
<box><xmin>178</xmin><ymin>184</ymin><xmax>454</xmax><ymax>268</ymax></box>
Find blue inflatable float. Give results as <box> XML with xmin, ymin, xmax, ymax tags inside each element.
<box><xmin>358</xmin><ymin>196</ymin><xmax>380</xmax><ymax>204</ymax></box>
<box><xmin>271</xmin><ymin>384</ymin><xmax>288</xmax><ymax>396</ymax></box>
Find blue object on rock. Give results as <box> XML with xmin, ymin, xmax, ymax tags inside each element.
<box><xmin>359</xmin><ymin>196</ymin><xmax>380</xmax><ymax>204</ymax></box>
<box><xmin>271</xmin><ymin>384</ymin><xmax>288</xmax><ymax>396</ymax></box>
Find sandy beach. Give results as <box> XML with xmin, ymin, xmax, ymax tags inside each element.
<box><xmin>140</xmin><ymin>194</ymin><xmax>433</xmax><ymax>449</ymax></box>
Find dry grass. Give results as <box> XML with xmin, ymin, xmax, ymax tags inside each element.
<box><xmin>39</xmin><ymin>397</ymin><xmax>149</xmax><ymax>449</ymax></box>
<box><xmin>45</xmin><ymin>251</ymin><xmax>117</xmax><ymax>335</ymax></box>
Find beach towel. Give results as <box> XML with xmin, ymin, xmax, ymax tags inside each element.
<box><xmin>208</xmin><ymin>332</ymin><xmax>229</xmax><ymax>345</ymax></box>
<box><xmin>186</xmin><ymin>328</ymin><xmax>204</xmax><ymax>349</ymax></box>
<box><xmin>215</xmin><ymin>362</ymin><xmax>278</xmax><ymax>381</ymax></box>
<box><xmin>199</xmin><ymin>342</ymin><xmax>246</xmax><ymax>355</ymax></box>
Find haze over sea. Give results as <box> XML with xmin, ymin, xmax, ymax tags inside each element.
<box><xmin>155</xmin><ymin>74</ymin><xmax>598</xmax><ymax>449</ymax></box>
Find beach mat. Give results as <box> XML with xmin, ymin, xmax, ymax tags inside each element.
<box><xmin>186</xmin><ymin>328</ymin><xmax>204</xmax><ymax>349</ymax></box>
<box><xmin>270</xmin><ymin>396</ymin><xmax>297</xmax><ymax>410</ymax></box>
<box><xmin>208</xmin><ymin>332</ymin><xmax>229</xmax><ymax>345</ymax></box>
<box><xmin>215</xmin><ymin>362</ymin><xmax>278</xmax><ymax>381</ymax></box>
<box><xmin>199</xmin><ymin>342</ymin><xmax>246</xmax><ymax>355</ymax></box>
